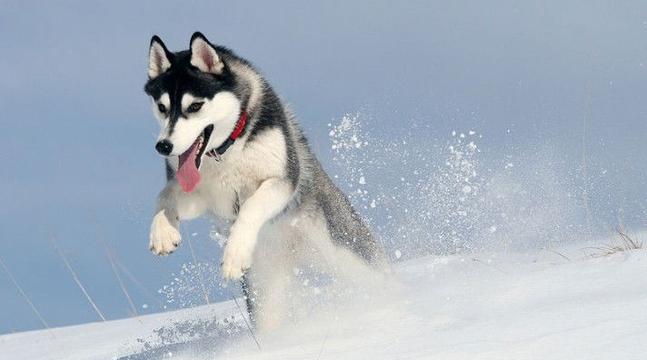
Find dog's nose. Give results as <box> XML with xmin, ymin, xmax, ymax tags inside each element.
<box><xmin>155</xmin><ymin>140</ymin><xmax>173</xmax><ymax>156</ymax></box>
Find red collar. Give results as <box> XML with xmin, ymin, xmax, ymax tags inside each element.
<box><xmin>206</xmin><ymin>110</ymin><xmax>248</xmax><ymax>159</ymax></box>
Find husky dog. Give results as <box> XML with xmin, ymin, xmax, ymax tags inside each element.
<box><xmin>144</xmin><ymin>32</ymin><xmax>386</xmax><ymax>328</ymax></box>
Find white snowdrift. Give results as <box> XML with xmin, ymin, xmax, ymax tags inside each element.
<box><xmin>2</xmin><ymin>244</ymin><xmax>646</xmax><ymax>360</ymax></box>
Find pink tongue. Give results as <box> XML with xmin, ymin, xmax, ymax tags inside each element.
<box><xmin>176</xmin><ymin>138</ymin><xmax>201</xmax><ymax>193</ymax></box>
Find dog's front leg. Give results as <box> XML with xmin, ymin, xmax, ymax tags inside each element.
<box><xmin>149</xmin><ymin>181</ymin><xmax>208</xmax><ymax>256</ymax></box>
<box><xmin>221</xmin><ymin>178</ymin><xmax>293</xmax><ymax>280</ymax></box>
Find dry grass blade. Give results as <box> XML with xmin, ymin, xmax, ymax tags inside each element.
<box><xmin>186</xmin><ymin>236</ymin><xmax>210</xmax><ymax>305</ymax></box>
<box><xmin>50</xmin><ymin>236</ymin><xmax>107</xmax><ymax>322</ymax></box>
<box><xmin>542</xmin><ymin>248</ymin><xmax>571</xmax><ymax>262</ymax></box>
<box><xmin>617</xmin><ymin>230</ymin><xmax>643</xmax><ymax>250</ymax></box>
<box><xmin>115</xmin><ymin>259</ymin><xmax>165</xmax><ymax>309</ymax></box>
<box><xmin>585</xmin><ymin>228</ymin><xmax>643</xmax><ymax>258</ymax></box>
<box><xmin>0</xmin><ymin>255</ymin><xmax>51</xmax><ymax>332</ymax></box>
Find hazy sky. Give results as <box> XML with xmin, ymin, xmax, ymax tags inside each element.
<box><xmin>1</xmin><ymin>0</ymin><xmax>646</xmax><ymax>333</ymax></box>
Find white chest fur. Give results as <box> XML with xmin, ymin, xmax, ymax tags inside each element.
<box><xmin>198</xmin><ymin>158</ymin><xmax>255</xmax><ymax>220</ymax></box>
<box><xmin>184</xmin><ymin>127</ymin><xmax>288</xmax><ymax>221</ymax></box>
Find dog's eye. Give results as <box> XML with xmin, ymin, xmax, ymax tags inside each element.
<box><xmin>187</xmin><ymin>102</ymin><xmax>204</xmax><ymax>113</ymax></box>
<box><xmin>157</xmin><ymin>103</ymin><xmax>167</xmax><ymax>114</ymax></box>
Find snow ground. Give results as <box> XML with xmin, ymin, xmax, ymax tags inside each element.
<box><xmin>2</xmin><ymin>243</ymin><xmax>646</xmax><ymax>360</ymax></box>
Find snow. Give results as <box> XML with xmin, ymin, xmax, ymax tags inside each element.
<box><xmin>2</xmin><ymin>243</ymin><xmax>646</xmax><ymax>360</ymax></box>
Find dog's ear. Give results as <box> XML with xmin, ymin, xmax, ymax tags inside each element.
<box><xmin>189</xmin><ymin>32</ymin><xmax>224</xmax><ymax>75</ymax></box>
<box><xmin>148</xmin><ymin>35</ymin><xmax>172</xmax><ymax>79</ymax></box>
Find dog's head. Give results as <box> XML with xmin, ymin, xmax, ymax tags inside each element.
<box><xmin>144</xmin><ymin>32</ymin><xmax>241</xmax><ymax>192</ymax></box>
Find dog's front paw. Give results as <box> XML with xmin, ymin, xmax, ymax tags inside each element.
<box><xmin>221</xmin><ymin>234</ymin><xmax>254</xmax><ymax>280</ymax></box>
<box><xmin>149</xmin><ymin>210</ymin><xmax>181</xmax><ymax>256</ymax></box>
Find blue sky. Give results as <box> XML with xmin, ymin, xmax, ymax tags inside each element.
<box><xmin>1</xmin><ymin>0</ymin><xmax>646</xmax><ymax>333</ymax></box>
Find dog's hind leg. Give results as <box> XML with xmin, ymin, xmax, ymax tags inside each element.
<box><xmin>243</xmin><ymin>224</ymin><xmax>295</xmax><ymax>331</ymax></box>
<box><xmin>298</xmin><ymin>213</ymin><xmax>389</xmax><ymax>287</ymax></box>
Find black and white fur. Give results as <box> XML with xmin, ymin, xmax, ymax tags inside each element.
<box><xmin>145</xmin><ymin>32</ymin><xmax>386</xmax><ymax>329</ymax></box>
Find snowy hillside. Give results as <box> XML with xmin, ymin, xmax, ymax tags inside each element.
<box><xmin>2</xmin><ymin>238</ymin><xmax>646</xmax><ymax>360</ymax></box>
